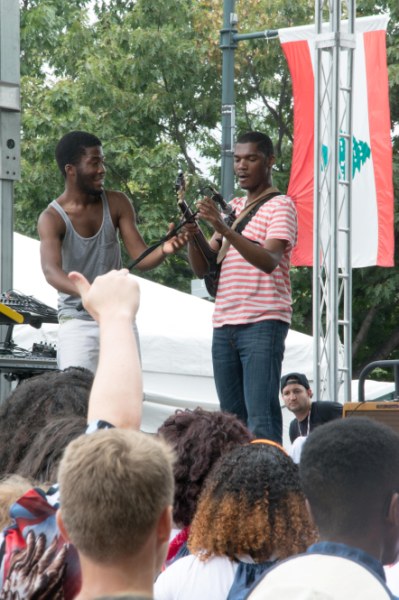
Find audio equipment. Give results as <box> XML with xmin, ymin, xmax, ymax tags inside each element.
<box><xmin>343</xmin><ymin>401</ymin><xmax>399</xmax><ymax>434</ymax></box>
<box><xmin>0</xmin><ymin>291</ymin><xmax>58</xmax><ymax>327</ymax></box>
<box><xmin>0</xmin><ymin>292</ymin><xmax>58</xmax><ymax>382</ymax></box>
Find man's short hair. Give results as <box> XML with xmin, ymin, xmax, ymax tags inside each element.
<box><xmin>55</xmin><ymin>131</ymin><xmax>102</xmax><ymax>177</ymax></box>
<box><xmin>300</xmin><ymin>418</ymin><xmax>399</xmax><ymax>538</ymax></box>
<box><xmin>236</xmin><ymin>131</ymin><xmax>274</xmax><ymax>158</ymax></box>
<box><xmin>281</xmin><ymin>372</ymin><xmax>310</xmax><ymax>392</ymax></box>
<box><xmin>58</xmin><ymin>429</ymin><xmax>174</xmax><ymax>563</ymax></box>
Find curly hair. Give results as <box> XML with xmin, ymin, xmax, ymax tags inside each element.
<box><xmin>157</xmin><ymin>408</ymin><xmax>253</xmax><ymax>527</ymax></box>
<box><xmin>189</xmin><ymin>444</ymin><xmax>317</xmax><ymax>562</ymax></box>
<box><xmin>0</xmin><ymin>367</ymin><xmax>93</xmax><ymax>477</ymax></box>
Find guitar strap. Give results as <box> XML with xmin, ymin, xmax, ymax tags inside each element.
<box><xmin>217</xmin><ymin>188</ymin><xmax>281</xmax><ymax>264</ymax></box>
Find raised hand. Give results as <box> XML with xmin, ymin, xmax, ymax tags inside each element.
<box><xmin>68</xmin><ymin>269</ymin><xmax>140</xmax><ymax>324</ymax></box>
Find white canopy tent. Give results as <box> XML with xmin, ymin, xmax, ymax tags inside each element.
<box><xmin>10</xmin><ymin>233</ymin><xmax>394</xmax><ymax>445</ymax></box>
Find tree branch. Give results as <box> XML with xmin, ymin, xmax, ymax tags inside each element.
<box><xmin>352</xmin><ymin>305</ymin><xmax>378</xmax><ymax>360</ymax></box>
<box><xmin>367</xmin><ymin>327</ymin><xmax>399</xmax><ymax>364</ymax></box>
<box><xmin>245</xmin><ymin>55</ymin><xmax>293</xmax><ymax>145</ymax></box>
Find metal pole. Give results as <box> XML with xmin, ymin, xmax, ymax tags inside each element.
<box><xmin>220</xmin><ymin>2</ymin><xmax>279</xmax><ymax>201</ymax></box>
<box><xmin>328</xmin><ymin>0</ymin><xmax>341</xmax><ymax>403</ymax></box>
<box><xmin>220</xmin><ymin>0</ymin><xmax>237</xmax><ymax>203</ymax></box>
<box><xmin>313</xmin><ymin>0</ymin><xmax>322</xmax><ymax>400</ymax></box>
<box><xmin>0</xmin><ymin>0</ymin><xmax>21</xmax><ymax>402</ymax></box>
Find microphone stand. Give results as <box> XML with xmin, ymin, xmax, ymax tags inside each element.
<box><xmin>76</xmin><ymin>217</ymin><xmax>193</xmax><ymax>312</ymax></box>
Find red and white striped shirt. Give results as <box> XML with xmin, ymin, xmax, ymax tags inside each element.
<box><xmin>213</xmin><ymin>195</ymin><xmax>297</xmax><ymax>328</ymax></box>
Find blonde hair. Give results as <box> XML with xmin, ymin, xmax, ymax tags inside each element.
<box><xmin>58</xmin><ymin>429</ymin><xmax>174</xmax><ymax>562</ymax></box>
<box><xmin>0</xmin><ymin>475</ymin><xmax>34</xmax><ymax>530</ymax></box>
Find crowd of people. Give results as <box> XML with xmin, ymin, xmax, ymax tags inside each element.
<box><xmin>0</xmin><ymin>129</ymin><xmax>398</xmax><ymax>598</ymax></box>
<box><xmin>0</xmin><ymin>269</ymin><xmax>398</xmax><ymax>599</ymax></box>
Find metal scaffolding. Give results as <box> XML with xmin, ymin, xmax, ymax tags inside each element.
<box><xmin>313</xmin><ymin>0</ymin><xmax>355</xmax><ymax>402</ymax></box>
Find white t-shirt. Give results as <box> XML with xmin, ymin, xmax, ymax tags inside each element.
<box><xmin>154</xmin><ymin>555</ymin><xmax>238</xmax><ymax>600</ymax></box>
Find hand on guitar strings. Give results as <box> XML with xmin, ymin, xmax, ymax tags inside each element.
<box><xmin>196</xmin><ymin>197</ymin><xmax>230</xmax><ymax>236</ymax></box>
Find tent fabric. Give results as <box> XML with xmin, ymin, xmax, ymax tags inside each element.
<box><xmin>9</xmin><ymin>233</ymin><xmax>313</xmax><ymax>442</ymax></box>
<box><xmin>7</xmin><ymin>233</ymin><xmax>394</xmax><ymax>441</ymax></box>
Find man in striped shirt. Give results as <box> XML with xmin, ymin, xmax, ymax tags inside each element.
<box><xmin>188</xmin><ymin>131</ymin><xmax>297</xmax><ymax>444</ymax></box>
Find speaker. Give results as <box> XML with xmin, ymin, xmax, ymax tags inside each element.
<box><xmin>343</xmin><ymin>402</ymin><xmax>399</xmax><ymax>434</ymax></box>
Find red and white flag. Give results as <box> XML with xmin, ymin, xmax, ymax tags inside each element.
<box><xmin>279</xmin><ymin>15</ymin><xmax>394</xmax><ymax>267</ymax></box>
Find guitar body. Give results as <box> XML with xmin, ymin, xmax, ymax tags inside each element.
<box><xmin>203</xmin><ymin>260</ymin><xmax>221</xmax><ymax>298</ymax></box>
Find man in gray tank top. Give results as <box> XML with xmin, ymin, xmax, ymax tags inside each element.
<box><xmin>38</xmin><ymin>131</ymin><xmax>188</xmax><ymax>373</ymax></box>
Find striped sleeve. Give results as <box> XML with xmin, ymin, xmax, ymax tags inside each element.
<box><xmin>263</xmin><ymin>196</ymin><xmax>298</xmax><ymax>249</ymax></box>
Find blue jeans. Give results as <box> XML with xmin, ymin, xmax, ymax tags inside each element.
<box><xmin>212</xmin><ymin>320</ymin><xmax>289</xmax><ymax>443</ymax></box>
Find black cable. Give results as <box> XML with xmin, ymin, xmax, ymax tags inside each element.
<box><xmin>127</xmin><ymin>215</ymin><xmax>196</xmax><ymax>270</ymax></box>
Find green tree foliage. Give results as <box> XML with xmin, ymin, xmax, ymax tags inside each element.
<box><xmin>349</xmin><ymin>0</ymin><xmax>399</xmax><ymax>376</ymax></box>
<box><xmin>16</xmin><ymin>0</ymin><xmax>399</xmax><ymax>373</ymax></box>
<box><xmin>17</xmin><ymin>0</ymin><xmax>223</xmax><ymax>289</ymax></box>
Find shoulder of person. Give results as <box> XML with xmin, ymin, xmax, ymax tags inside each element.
<box><xmin>255</xmin><ymin>195</ymin><xmax>297</xmax><ymax>224</ymax></box>
<box><xmin>154</xmin><ymin>554</ymin><xmax>198</xmax><ymax>597</ymax></box>
<box><xmin>267</xmin><ymin>194</ymin><xmax>296</xmax><ymax>210</ymax></box>
<box><xmin>313</xmin><ymin>400</ymin><xmax>342</xmax><ymax>408</ymax></box>
<box><xmin>246</xmin><ymin>552</ymin><xmax>393</xmax><ymax>600</ymax></box>
<box><xmin>313</xmin><ymin>401</ymin><xmax>343</xmax><ymax>414</ymax></box>
<box><xmin>105</xmin><ymin>190</ymin><xmax>135</xmax><ymax>219</ymax></box>
<box><xmin>37</xmin><ymin>203</ymin><xmax>65</xmax><ymax>234</ymax></box>
<box><xmin>104</xmin><ymin>189</ymin><xmax>132</xmax><ymax>205</ymax></box>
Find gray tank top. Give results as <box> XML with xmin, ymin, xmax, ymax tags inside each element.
<box><xmin>50</xmin><ymin>192</ymin><xmax>122</xmax><ymax>320</ymax></box>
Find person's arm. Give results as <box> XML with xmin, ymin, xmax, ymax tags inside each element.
<box><xmin>68</xmin><ymin>269</ymin><xmax>142</xmax><ymax>430</ymax></box>
<box><xmin>114</xmin><ymin>191</ymin><xmax>189</xmax><ymax>271</ymax></box>
<box><xmin>37</xmin><ymin>209</ymin><xmax>80</xmax><ymax>296</ymax></box>
<box><xmin>196</xmin><ymin>197</ymin><xmax>287</xmax><ymax>274</ymax></box>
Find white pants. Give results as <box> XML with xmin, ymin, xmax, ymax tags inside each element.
<box><xmin>57</xmin><ymin>318</ymin><xmax>140</xmax><ymax>374</ymax></box>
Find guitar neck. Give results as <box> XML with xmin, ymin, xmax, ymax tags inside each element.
<box><xmin>177</xmin><ymin>198</ymin><xmax>217</xmax><ymax>262</ymax></box>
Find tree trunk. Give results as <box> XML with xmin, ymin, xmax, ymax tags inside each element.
<box><xmin>352</xmin><ymin>305</ymin><xmax>378</xmax><ymax>360</ymax></box>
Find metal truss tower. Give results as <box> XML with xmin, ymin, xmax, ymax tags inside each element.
<box><xmin>313</xmin><ymin>0</ymin><xmax>356</xmax><ymax>402</ymax></box>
